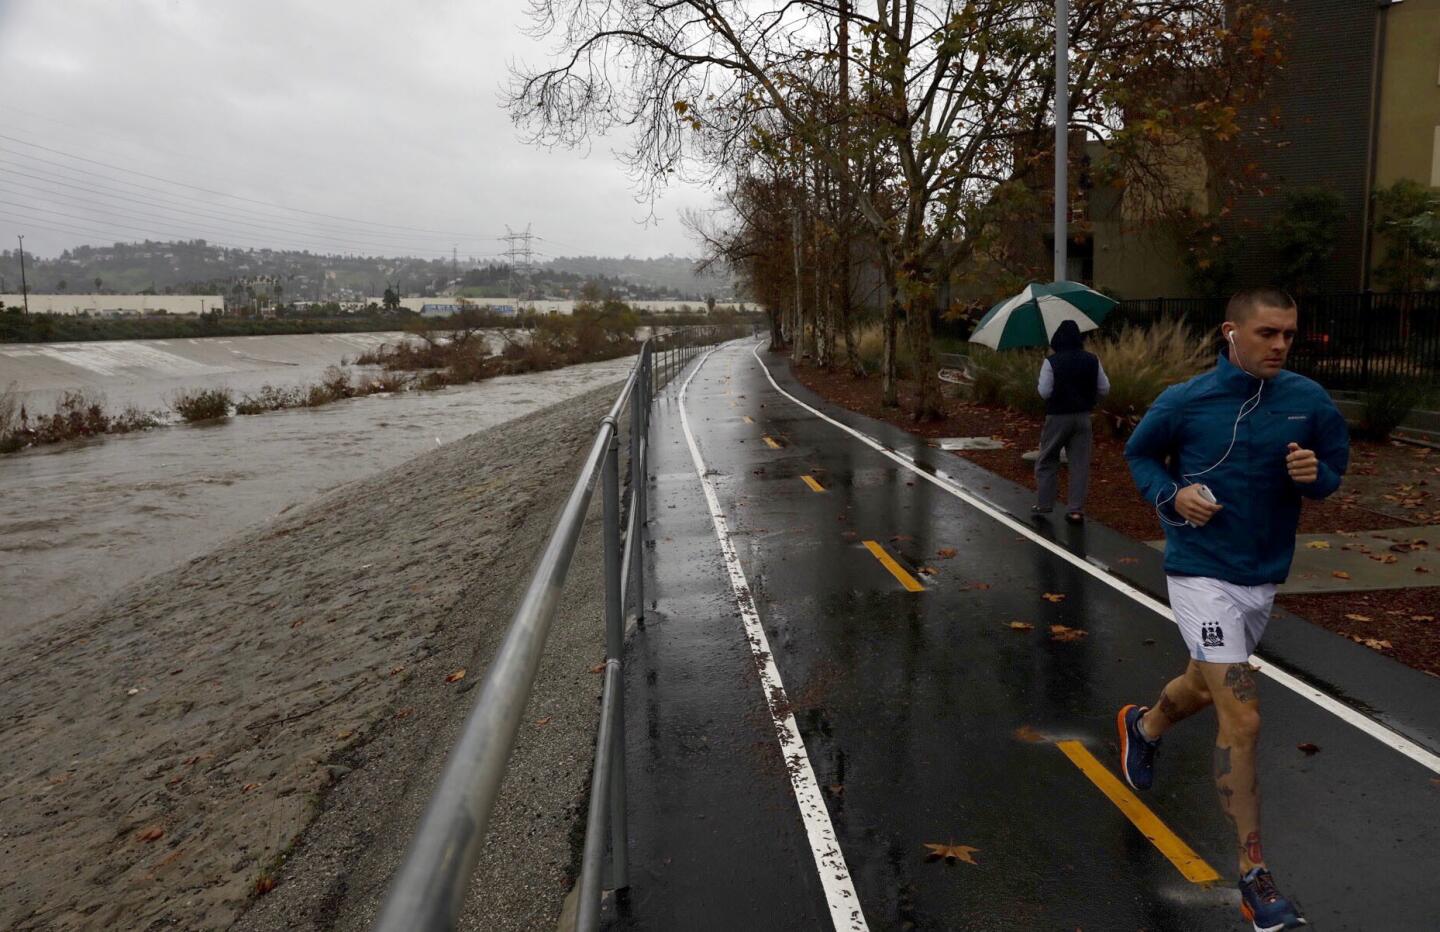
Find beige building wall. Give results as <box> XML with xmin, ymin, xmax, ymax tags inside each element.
<box><xmin>1376</xmin><ymin>0</ymin><xmax>1440</xmax><ymax>188</ymax></box>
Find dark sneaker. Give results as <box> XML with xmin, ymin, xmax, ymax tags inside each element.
<box><xmin>1239</xmin><ymin>867</ymin><xmax>1307</xmax><ymax>931</ymax></box>
<box><xmin>1065</xmin><ymin>511</ymin><xmax>1085</xmax><ymax>525</ymax></box>
<box><xmin>1116</xmin><ymin>704</ymin><xmax>1160</xmax><ymax>791</ymax></box>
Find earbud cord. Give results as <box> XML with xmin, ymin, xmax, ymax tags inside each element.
<box><xmin>1154</xmin><ymin>331</ymin><xmax>1264</xmax><ymax>528</ymax></box>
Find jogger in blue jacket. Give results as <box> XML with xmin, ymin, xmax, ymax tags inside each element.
<box><xmin>1116</xmin><ymin>288</ymin><xmax>1349</xmax><ymax>931</ymax></box>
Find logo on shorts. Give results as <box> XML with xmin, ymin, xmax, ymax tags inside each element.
<box><xmin>1201</xmin><ymin>621</ymin><xmax>1226</xmax><ymax>648</ymax></box>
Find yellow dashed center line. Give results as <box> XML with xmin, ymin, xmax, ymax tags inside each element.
<box><xmin>1055</xmin><ymin>740</ymin><xmax>1221</xmax><ymax>885</ymax></box>
<box><xmin>862</xmin><ymin>540</ymin><xmax>925</xmax><ymax>592</ymax></box>
<box><xmin>763</xmin><ymin>435</ymin><xmax>782</xmax><ymax>449</ymax></box>
<box><xmin>801</xmin><ymin>475</ymin><xmax>825</xmax><ymax>493</ymax></box>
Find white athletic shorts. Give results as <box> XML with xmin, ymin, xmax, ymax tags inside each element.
<box><xmin>1166</xmin><ymin>575</ymin><xmax>1277</xmax><ymax>664</ymax></box>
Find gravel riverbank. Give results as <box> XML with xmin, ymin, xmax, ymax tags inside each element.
<box><xmin>1</xmin><ymin>382</ymin><xmax>628</xmax><ymax>930</ymax></box>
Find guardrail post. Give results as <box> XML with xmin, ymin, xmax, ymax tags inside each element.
<box><xmin>600</xmin><ymin>425</ymin><xmax>630</xmax><ymax>893</ymax></box>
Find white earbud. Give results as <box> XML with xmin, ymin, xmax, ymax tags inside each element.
<box><xmin>1226</xmin><ymin>329</ymin><xmax>1235</xmax><ymax>344</ymax></box>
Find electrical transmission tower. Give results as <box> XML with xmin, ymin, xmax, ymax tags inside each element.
<box><xmin>500</xmin><ymin>224</ymin><xmax>536</xmax><ymax>311</ymax></box>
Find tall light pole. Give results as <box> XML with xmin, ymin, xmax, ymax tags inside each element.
<box><xmin>16</xmin><ymin>234</ymin><xmax>30</xmax><ymax>314</ymax></box>
<box><xmin>1053</xmin><ymin>0</ymin><xmax>1069</xmax><ymax>283</ymax></box>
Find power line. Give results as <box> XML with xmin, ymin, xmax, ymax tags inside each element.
<box><xmin>0</xmin><ymin>131</ymin><xmax>499</xmax><ymax>238</ymax></box>
<box><xmin>0</xmin><ymin>155</ymin><xmax>483</xmax><ymax>251</ymax></box>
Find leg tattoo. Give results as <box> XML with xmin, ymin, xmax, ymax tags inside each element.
<box><xmin>1224</xmin><ymin>663</ymin><xmax>1258</xmax><ymax>704</ymax></box>
<box><xmin>1157</xmin><ymin>690</ymin><xmax>1182</xmax><ymax>722</ymax></box>
<box><xmin>1214</xmin><ymin>744</ymin><xmax>1236</xmax><ymax>824</ymax></box>
<box><xmin>1242</xmin><ymin>830</ymin><xmax>1264</xmax><ymax>866</ymax></box>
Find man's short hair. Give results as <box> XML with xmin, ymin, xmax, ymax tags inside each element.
<box><xmin>1226</xmin><ymin>287</ymin><xmax>1296</xmax><ymax>324</ymax></box>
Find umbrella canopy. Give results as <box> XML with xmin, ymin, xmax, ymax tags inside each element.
<box><xmin>968</xmin><ymin>281</ymin><xmax>1116</xmax><ymax>350</ymax></box>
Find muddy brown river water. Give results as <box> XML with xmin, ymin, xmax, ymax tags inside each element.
<box><xmin>0</xmin><ymin>333</ymin><xmax>636</xmax><ymax>642</ymax></box>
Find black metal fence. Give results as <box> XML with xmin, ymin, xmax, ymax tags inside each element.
<box><xmin>1112</xmin><ymin>291</ymin><xmax>1440</xmax><ymax>389</ymax></box>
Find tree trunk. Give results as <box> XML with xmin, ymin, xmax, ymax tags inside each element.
<box><xmin>791</xmin><ymin>202</ymin><xmax>804</xmax><ymax>365</ymax></box>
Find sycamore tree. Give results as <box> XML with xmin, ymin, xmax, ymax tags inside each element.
<box><xmin>511</xmin><ymin>0</ymin><xmax>1280</xmax><ymax>419</ymax></box>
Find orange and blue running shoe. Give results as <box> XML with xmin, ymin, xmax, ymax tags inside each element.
<box><xmin>1116</xmin><ymin>703</ymin><xmax>1160</xmax><ymax>790</ymax></box>
<box><xmin>1239</xmin><ymin>867</ymin><xmax>1307</xmax><ymax>930</ymax></box>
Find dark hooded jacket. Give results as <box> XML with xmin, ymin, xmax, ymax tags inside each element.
<box><xmin>1044</xmin><ymin>319</ymin><xmax>1100</xmax><ymax>415</ymax></box>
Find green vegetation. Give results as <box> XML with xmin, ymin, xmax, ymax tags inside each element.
<box><xmin>1372</xmin><ymin>181</ymin><xmax>1440</xmax><ymax>292</ymax></box>
<box><xmin>0</xmin><ymin>385</ymin><xmax>161</xmax><ymax>453</ymax></box>
<box><xmin>1357</xmin><ymin>376</ymin><xmax>1431</xmax><ymax>441</ymax></box>
<box><xmin>1269</xmin><ymin>188</ymin><xmax>1345</xmax><ymax>294</ymax></box>
<box><xmin>170</xmin><ymin>388</ymin><xmax>233</xmax><ymax>422</ymax></box>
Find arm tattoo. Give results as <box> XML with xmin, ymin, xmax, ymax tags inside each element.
<box><xmin>1224</xmin><ymin>663</ymin><xmax>1259</xmax><ymax>704</ymax></box>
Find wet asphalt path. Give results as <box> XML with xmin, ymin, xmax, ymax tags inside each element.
<box><xmin>606</xmin><ymin>340</ymin><xmax>1440</xmax><ymax>931</ymax></box>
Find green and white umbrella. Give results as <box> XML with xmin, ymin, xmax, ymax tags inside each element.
<box><xmin>968</xmin><ymin>281</ymin><xmax>1116</xmax><ymax>350</ymax></box>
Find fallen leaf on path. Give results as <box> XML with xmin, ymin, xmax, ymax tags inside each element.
<box><xmin>1332</xmin><ymin>571</ymin><xmax>1352</xmax><ymax>580</ymax></box>
<box><xmin>828</xmin><ymin>784</ymin><xmax>845</xmax><ymax>797</ymax></box>
<box><xmin>937</xmin><ymin>547</ymin><xmax>958</xmax><ymax>559</ymax></box>
<box><xmin>1008</xmin><ymin>621</ymin><xmax>1034</xmax><ymax>631</ymax></box>
<box><xmin>589</xmin><ymin>663</ymin><xmax>606</xmax><ymax>674</ymax></box>
<box><xmin>388</xmin><ymin>665</ymin><xmax>405</xmax><ymax>676</ymax></box>
<box><xmin>1305</xmin><ymin>540</ymin><xmax>1332</xmax><ymax>550</ymax></box>
<box><xmin>254</xmin><ymin>876</ymin><xmax>276</xmax><ymax>895</ymax></box>
<box><xmin>1013</xmin><ymin>725</ymin><xmax>1046</xmax><ymax>743</ymax></box>
<box><xmin>924</xmin><ymin>843</ymin><xmax>981</xmax><ymax>865</ymax></box>
<box><xmin>1050</xmin><ymin>624</ymin><xmax>1088</xmax><ymax>642</ymax></box>
<box><xmin>289</xmin><ymin>618</ymin><xmax>305</xmax><ymax>629</ymax></box>
<box><xmin>1417</xmin><ymin>566</ymin><xmax>1432</xmax><ymax>574</ymax></box>
<box><xmin>1412</xmin><ymin>615</ymin><xmax>1436</xmax><ymax>622</ymax></box>
<box><xmin>534</xmin><ymin>716</ymin><xmax>553</xmax><ymax>727</ymax></box>
<box><xmin>918</xmin><ymin>566</ymin><xmax>938</xmax><ymax>576</ymax></box>
<box><xmin>1118</xmin><ymin>557</ymin><xmax>1140</xmax><ymax>565</ymax></box>
<box><xmin>965</xmin><ymin>582</ymin><xmax>991</xmax><ymax>591</ymax></box>
<box><xmin>1297</xmin><ymin>743</ymin><xmax>1321</xmax><ymax>755</ymax></box>
<box><xmin>242</xmin><ymin>782</ymin><xmax>261</xmax><ymax>793</ymax></box>
<box><xmin>1042</xmin><ymin>592</ymin><xmax>1067</xmax><ymax>603</ymax></box>
<box><xmin>336</xmin><ymin>729</ymin><xmax>353</xmax><ymax>739</ymax></box>
<box><xmin>890</xmin><ymin>534</ymin><xmax>914</xmax><ymax>543</ymax></box>
<box><xmin>392</xmin><ymin>707</ymin><xmax>414</xmax><ymax>720</ymax></box>
<box><xmin>1362</xmin><ymin>638</ymin><xmax>1393</xmax><ymax>651</ymax></box>
<box><xmin>1344</xmin><ymin>614</ymin><xmax>1373</xmax><ymax>623</ymax></box>
<box><xmin>136</xmin><ymin>826</ymin><xmax>164</xmax><ymax>843</ymax></box>
<box><xmin>445</xmin><ymin>669</ymin><xmax>466</xmax><ymax>683</ymax></box>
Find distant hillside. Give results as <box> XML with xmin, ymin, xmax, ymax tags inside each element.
<box><xmin>541</xmin><ymin>255</ymin><xmax>732</xmax><ymax>298</ymax></box>
<box><xmin>0</xmin><ymin>240</ymin><xmax>740</xmax><ymax>302</ymax></box>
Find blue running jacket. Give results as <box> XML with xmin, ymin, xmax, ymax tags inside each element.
<box><xmin>1125</xmin><ymin>352</ymin><xmax>1350</xmax><ymax>585</ymax></box>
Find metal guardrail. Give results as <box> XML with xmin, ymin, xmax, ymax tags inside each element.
<box><xmin>373</xmin><ymin>326</ymin><xmax>728</xmax><ymax>932</ymax></box>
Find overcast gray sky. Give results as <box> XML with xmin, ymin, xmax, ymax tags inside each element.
<box><xmin>0</xmin><ymin>0</ymin><xmax>715</xmax><ymax>260</ymax></box>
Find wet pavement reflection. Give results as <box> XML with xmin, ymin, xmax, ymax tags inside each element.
<box><xmin>609</xmin><ymin>341</ymin><xmax>1440</xmax><ymax>930</ymax></box>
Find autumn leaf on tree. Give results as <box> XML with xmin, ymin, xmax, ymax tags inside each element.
<box><xmin>1050</xmin><ymin>624</ymin><xmax>1088</xmax><ymax>642</ymax></box>
<box><xmin>445</xmin><ymin>669</ymin><xmax>467</xmax><ymax>683</ymax></box>
<box><xmin>924</xmin><ymin>842</ymin><xmax>980</xmax><ymax>865</ymax></box>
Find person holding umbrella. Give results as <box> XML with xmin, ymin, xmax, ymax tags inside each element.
<box><xmin>968</xmin><ymin>281</ymin><xmax>1116</xmax><ymax>524</ymax></box>
<box><xmin>1033</xmin><ymin>318</ymin><xmax>1109</xmax><ymax>523</ymax></box>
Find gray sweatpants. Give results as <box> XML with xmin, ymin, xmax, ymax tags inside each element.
<box><xmin>1035</xmin><ymin>412</ymin><xmax>1093</xmax><ymax>513</ymax></box>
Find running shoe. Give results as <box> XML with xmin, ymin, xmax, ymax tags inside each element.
<box><xmin>1239</xmin><ymin>867</ymin><xmax>1307</xmax><ymax>931</ymax></box>
<box><xmin>1116</xmin><ymin>703</ymin><xmax>1160</xmax><ymax>790</ymax></box>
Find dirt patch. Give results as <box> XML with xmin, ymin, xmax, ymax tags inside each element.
<box><xmin>0</xmin><ymin>383</ymin><xmax>625</xmax><ymax>931</ymax></box>
<box><xmin>1277</xmin><ymin>590</ymin><xmax>1440</xmax><ymax>677</ymax></box>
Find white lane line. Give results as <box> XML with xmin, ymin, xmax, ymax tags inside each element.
<box><xmin>680</xmin><ymin>347</ymin><xmax>869</xmax><ymax>932</ymax></box>
<box><xmin>747</xmin><ymin>342</ymin><xmax>1440</xmax><ymax>775</ymax></box>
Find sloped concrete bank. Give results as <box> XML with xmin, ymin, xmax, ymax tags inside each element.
<box><xmin>1</xmin><ymin>382</ymin><xmax>627</xmax><ymax>931</ymax></box>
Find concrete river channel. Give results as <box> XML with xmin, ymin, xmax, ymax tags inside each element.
<box><xmin>0</xmin><ymin>331</ymin><xmax>637</xmax><ymax>642</ymax></box>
